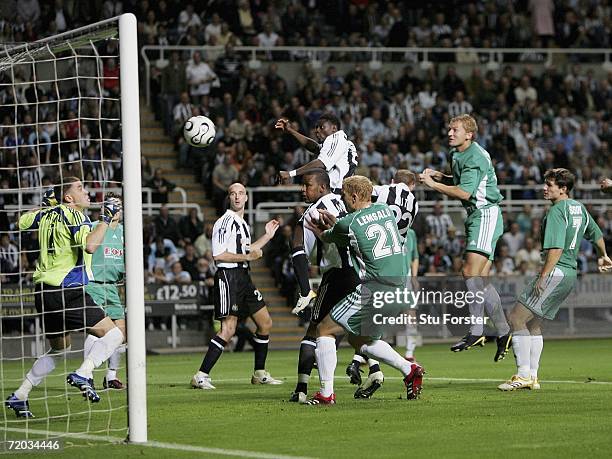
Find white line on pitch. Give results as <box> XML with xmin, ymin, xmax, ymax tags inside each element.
<box><xmin>184</xmin><ymin>375</ymin><xmax>612</xmax><ymax>385</ymax></box>
<box><xmin>0</xmin><ymin>427</ymin><xmax>315</xmax><ymax>459</ymax></box>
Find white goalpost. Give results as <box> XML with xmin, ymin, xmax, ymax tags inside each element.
<box><xmin>0</xmin><ymin>13</ymin><xmax>146</xmax><ymax>444</ymax></box>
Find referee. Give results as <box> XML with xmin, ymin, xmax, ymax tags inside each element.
<box><xmin>7</xmin><ymin>178</ymin><xmax>124</xmax><ymax>417</ymax></box>
<box><xmin>192</xmin><ymin>182</ymin><xmax>283</xmax><ymax>389</ymax></box>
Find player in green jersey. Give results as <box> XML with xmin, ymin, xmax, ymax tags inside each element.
<box><xmin>6</xmin><ymin>178</ymin><xmax>124</xmax><ymax>417</ymax></box>
<box><xmin>498</xmin><ymin>169</ymin><xmax>612</xmax><ymax>391</ymax></box>
<box><xmin>304</xmin><ymin>176</ymin><xmax>424</xmax><ymax>404</ymax></box>
<box><xmin>85</xmin><ymin>193</ymin><xmax>127</xmax><ymax>390</ymax></box>
<box><xmin>420</xmin><ymin>114</ymin><xmax>512</xmax><ymax>361</ymax></box>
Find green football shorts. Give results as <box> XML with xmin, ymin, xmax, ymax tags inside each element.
<box><xmin>86</xmin><ymin>282</ymin><xmax>125</xmax><ymax>320</ymax></box>
<box><xmin>518</xmin><ymin>266</ymin><xmax>577</xmax><ymax>320</ymax></box>
<box><xmin>464</xmin><ymin>205</ymin><xmax>503</xmax><ymax>261</ymax></box>
<box><xmin>330</xmin><ymin>283</ymin><xmax>404</xmax><ymax>339</ymax></box>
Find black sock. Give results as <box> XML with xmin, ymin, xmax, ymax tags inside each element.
<box><xmin>291</xmin><ymin>247</ymin><xmax>311</xmax><ymax>296</ymax></box>
<box><xmin>368</xmin><ymin>361</ymin><xmax>381</xmax><ymax>374</ymax></box>
<box><xmin>335</xmin><ymin>334</ymin><xmax>344</xmax><ymax>349</ymax></box>
<box><xmin>199</xmin><ymin>336</ymin><xmax>227</xmax><ymax>374</ymax></box>
<box><xmin>253</xmin><ymin>333</ymin><xmax>269</xmax><ymax>371</ymax></box>
<box><xmin>295</xmin><ymin>336</ymin><xmax>316</xmax><ymax>393</ymax></box>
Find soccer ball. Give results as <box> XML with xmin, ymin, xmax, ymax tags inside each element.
<box><xmin>183</xmin><ymin>115</ymin><xmax>216</xmax><ymax>147</ymax></box>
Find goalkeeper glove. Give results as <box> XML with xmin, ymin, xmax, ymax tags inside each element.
<box><xmin>100</xmin><ymin>197</ymin><xmax>122</xmax><ymax>224</ymax></box>
<box><xmin>41</xmin><ymin>188</ymin><xmax>58</xmax><ymax>207</ymax></box>
<box><xmin>291</xmin><ymin>289</ymin><xmax>317</xmax><ymax>315</ymax></box>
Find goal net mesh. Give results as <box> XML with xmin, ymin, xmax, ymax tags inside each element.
<box><xmin>1</xmin><ymin>20</ymin><xmax>129</xmax><ymax>443</ymax></box>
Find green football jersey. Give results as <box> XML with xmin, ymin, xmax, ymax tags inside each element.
<box><xmin>451</xmin><ymin>141</ymin><xmax>503</xmax><ymax>215</ymax></box>
<box><xmin>541</xmin><ymin>199</ymin><xmax>603</xmax><ymax>270</ymax></box>
<box><xmin>322</xmin><ymin>202</ymin><xmax>407</xmax><ymax>284</ymax></box>
<box><xmin>19</xmin><ymin>204</ymin><xmax>93</xmax><ymax>287</ymax></box>
<box><xmin>89</xmin><ymin>222</ymin><xmax>125</xmax><ymax>283</ymax></box>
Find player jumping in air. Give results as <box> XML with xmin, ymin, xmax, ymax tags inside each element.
<box><xmin>498</xmin><ymin>169</ymin><xmax>612</xmax><ymax>391</ymax></box>
<box><xmin>420</xmin><ymin>114</ymin><xmax>512</xmax><ymax>362</ymax></box>
<box><xmin>276</xmin><ymin>113</ymin><xmax>358</xmax><ymax>193</ymax></box>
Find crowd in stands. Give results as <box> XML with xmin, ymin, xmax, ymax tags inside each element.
<box><xmin>0</xmin><ymin>1</ymin><xmax>611</xmax><ymax>314</ymax></box>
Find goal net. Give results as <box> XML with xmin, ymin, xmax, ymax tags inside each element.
<box><xmin>0</xmin><ymin>14</ymin><xmax>146</xmax><ymax>445</ymax></box>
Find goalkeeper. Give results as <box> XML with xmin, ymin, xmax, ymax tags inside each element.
<box><xmin>6</xmin><ymin>178</ymin><xmax>124</xmax><ymax>418</ymax></box>
<box><xmin>84</xmin><ymin>192</ymin><xmax>127</xmax><ymax>390</ymax></box>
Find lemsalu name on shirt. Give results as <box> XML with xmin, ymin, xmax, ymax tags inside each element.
<box><xmin>356</xmin><ymin>207</ymin><xmax>393</xmax><ymax>226</ymax></box>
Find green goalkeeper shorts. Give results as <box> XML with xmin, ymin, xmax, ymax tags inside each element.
<box><xmin>86</xmin><ymin>282</ymin><xmax>125</xmax><ymax>320</ymax></box>
<box><xmin>464</xmin><ymin>205</ymin><xmax>503</xmax><ymax>261</ymax></box>
<box><xmin>518</xmin><ymin>266</ymin><xmax>577</xmax><ymax>320</ymax></box>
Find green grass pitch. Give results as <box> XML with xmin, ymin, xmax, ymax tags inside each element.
<box><xmin>2</xmin><ymin>339</ymin><xmax>612</xmax><ymax>458</ymax></box>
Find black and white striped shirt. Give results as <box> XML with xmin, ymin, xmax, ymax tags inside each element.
<box><xmin>425</xmin><ymin>213</ymin><xmax>453</xmax><ymax>242</ymax></box>
<box><xmin>301</xmin><ymin>193</ymin><xmax>351</xmax><ymax>274</ymax></box>
<box><xmin>212</xmin><ymin>210</ymin><xmax>251</xmax><ymax>269</ymax></box>
<box><xmin>372</xmin><ymin>183</ymin><xmax>418</xmax><ymax>241</ymax></box>
<box><xmin>317</xmin><ymin>130</ymin><xmax>358</xmax><ymax>191</ymax></box>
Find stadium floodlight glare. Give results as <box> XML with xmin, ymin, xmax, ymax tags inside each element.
<box><xmin>0</xmin><ymin>13</ymin><xmax>147</xmax><ymax>445</ymax></box>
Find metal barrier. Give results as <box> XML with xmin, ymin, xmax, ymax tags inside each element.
<box><xmin>141</xmin><ymin>45</ymin><xmax>612</xmax><ymax>106</ymax></box>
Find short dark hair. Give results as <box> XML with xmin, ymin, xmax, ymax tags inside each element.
<box><xmin>54</xmin><ymin>176</ymin><xmax>81</xmax><ymax>203</ymax></box>
<box><xmin>316</xmin><ymin>113</ymin><xmax>341</xmax><ymax>130</ymax></box>
<box><xmin>394</xmin><ymin>169</ymin><xmax>417</xmax><ymax>187</ymax></box>
<box><xmin>544</xmin><ymin>168</ymin><xmax>575</xmax><ymax>194</ymax></box>
<box><xmin>303</xmin><ymin>169</ymin><xmax>330</xmax><ymax>189</ymax></box>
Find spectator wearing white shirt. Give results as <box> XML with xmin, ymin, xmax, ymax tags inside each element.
<box><xmin>418</xmin><ymin>82</ymin><xmax>437</xmax><ymax>110</ymax></box>
<box><xmin>256</xmin><ymin>22</ymin><xmax>279</xmax><ymax>60</ymax></box>
<box><xmin>360</xmin><ymin>108</ymin><xmax>386</xmax><ymax>142</ymax></box>
<box><xmin>514</xmin><ymin>237</ymin><xmax>540</xmax><ymax>273</ymax></box>
<box><xmin>204</xmin><ymin>13</ymin><xmax>222</xmax><ymax>43</ymax></box>
<box><xmin>447</xmin><ymin>91</ymin><xmax>473</xmax><ymax>118</ymax></box>
<box><xmin>502</xmin><ymin>222</ymin><xmax>525</xmax><ymax>258</ymax></box>
<box><xmin>178</xmin><ymin>3</ymin><xmax>202</xmax><ymax>36</ymax></box>
<box><xmin>148</xmin><ymin>237</ymin><xmax>178</xmax><ymax>272</ymax></box>
<box><xmin>514</xmin><ymin>76</ymin><xmax>538</xmax><ymax>104</ymax></box>
<box><xmin>186</xmin><ymin>51</ymin><xmax>218</xmax><ymax>98</ymax></box>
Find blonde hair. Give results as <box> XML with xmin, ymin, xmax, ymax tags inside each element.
<box><xmin>342</xmin><ymin>175</ymin><xmax>373</xmax><ymax>202</ymax></box>
<box><xmin>394</xmin><ymin>169</ymin><xmax>417</xmax><ymax>187</ymax></box>
<box><xmin>450</xmin><ymin>114</ymin><xmax>478</xmax><ymax>134</ymax></box>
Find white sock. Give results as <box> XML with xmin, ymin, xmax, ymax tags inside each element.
<box><xmin>84</xmin><ymin>334</ymin><xmax>98</xmax><ymax>357</ymax></box>
<box><xmin>315</xmin><ymin>336</ymin><xmax>337</xmax><ymax>397</ymax></box>
<box><xmin>511</xmin><ymin>330</ymin><xmax>531</xmax><ymax>379</ymax></box>
<box><xmin>405</xmin><ymin>323</ymin><xmax>418</xmax><ymax>358</ymax></box>
<box><xmin>360</xmin><ymin>340</ymin><xmax>411</xmax><ymax>377</ymax></box>
<box><xmin>483</xmin><ymin>284</ymin><xmax>510</xmax><ymax>336</ymax></box>
<box><xmin>352</xmin><ymin>354</ymin><xmax>366</xmax><ymax>364</ymax></box>
<box><xmin>107</xmin><ymin>344</ymin><xmax>126</xmax><ymax>373</ymax></box>
<box><xmin>15</xmin><ymin>354</ymin><xmax>57</xmax><ymax>400</ymax></box>
<box><xmin>530</xmin><ymin>335</ymin><xmax>543</xmax><ymax>380</ymax></box>
<box><xmin>466</xmin><ymin>277</ymin><xmax>485</xmax><ymax>335</ymax></box>
<box><xmin>76</xmin><ymin>327</ymin><xmax>124</xmax><ymax>378</ymax></box>
<box><xmin>367</xmin><ymin>358</ymin><xmax>380</xmax><ymax>368</ymax></box>
<box><xmin>196</xmin><ymin>370</ymin><xmax>208</xmax><ymax>378</ymax></box>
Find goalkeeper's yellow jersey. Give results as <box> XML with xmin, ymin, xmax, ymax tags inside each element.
<box><xmin>19</xmin><ymin>205</ymin><xmax>93</xmax><ymax>287</ymax></box>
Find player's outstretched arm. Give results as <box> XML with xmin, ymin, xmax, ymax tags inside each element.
<box><xmin>279</xmin><ymin>158</ymin><xmax>327</xmax><ymax>183</ymax></box>
<box><xmin>251</xmin><ymin>219</ymin><xmax>280</xmax><ymax>251</ymax></box>
<box><xmin>275</xmin><ymin>118</ymin><xmax>320</xmax><ymax>153</ymax></box>
<box><xmin>592</xmin><ymin>237</ymin><xmax>612</xmax><ymax>272</ymax></box>
<box><xmin>214</xmin><ymin>249</ymin><xmax>263</xmax><ymax>263</ymax></box>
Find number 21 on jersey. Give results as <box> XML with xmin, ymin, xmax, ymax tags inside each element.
<box><xmin>366</xmin><ymin>221</ymin><xmax>402</xmax><ymax>259</ymax></box>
